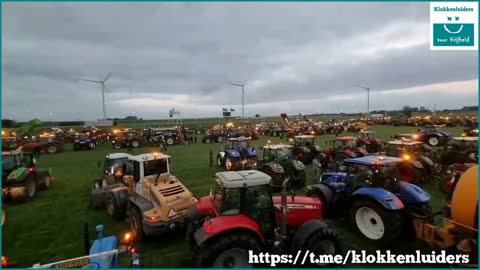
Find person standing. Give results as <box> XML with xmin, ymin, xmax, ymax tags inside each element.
<box><xmin>209</xmin><ymin>148</ymin><xmax>213</xmax><ymax>167</ymax></box>
<box><xmin>126</xmin><ymin>141</ymin><xmax>133</xmax><ymax>153</ymax></box>
<box><xmin>312</xmin><ymin>155</ymin><xmax>323</xmax><ymax>181</ymax></box>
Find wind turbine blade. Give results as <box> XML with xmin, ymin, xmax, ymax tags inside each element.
<box><xmin>80</xmin><ymin>79</ymin><xmax>102</xmax><ymax>83</ymax></box>
<box><xmin>354</xmin><ymin>84</ymin><xmax>370</xmax><ymax>91</ymax></box>
<box><xmin>226</xmin><ymin>82</ymin><xmax>243</xmax><ymax>87</ymax></box>
<box><xmin>103</xmin><ymin>73</ymin><xmax>112</xmax><ymax>82</ymax></box>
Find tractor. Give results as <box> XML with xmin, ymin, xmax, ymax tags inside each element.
<box><xmin>202</xmin><ymin>129</ymin><xmax>227</xmax><ymax>144</ymax></box>
<box><xmin>91</xmin><ymin>153</ymin><xmax>196</xmax><ymax>240</ymax></box>
<box><xmin>414</xmin><ymin>165</ymin><xmax>478</xmax><ymax>267</ymax></box>
<box><xmin>432</xmin><ymin>136</ymin><xmax>478</xmax><ymax>174</ymax></box>
<box><xmin>354</xmin><ymin>130</ymin><xmax>382</xmax><ymax>153</ymax></box>
<box><xmin>111</xmin><ymin>131</ymin><xmax>144</xmax><ymax>149</ymax></box>
<box><xmin>346</xmin><ymin>121</ymin><xmax>368</xmax><ymax>132</ymax></box>
<box><xmin>394</xmin><ymin>125</ymin><xmax>451</xmax><ymax>146</ymax></box>
<box><xmin>19</xmin><ymin>133</ymin><xmax>64</xmax><ymax>154</ymax></box>
<box><xmin>73</xmin><ymin>133</ymin><xmax>96</xmax><ymax>151</ymax></box>
<box><xmin>22</xmin><ymin>224</ymin><xmax>142</xmax><ymax>268</ymax></box>
<box><xmin>382</xmin><ymin>139</ymin><xmax>435</xmax><ymax>184</ymax></box>
<box><xmin>186</xmin><ymin>170</ymin><xmax>342</xmax><ymax>268</ymax></box>
<box><xmin>323</xmin><ymin>136</ymin><xmax>368</xmax><ymax>171</ymax></box>
<box><xmin>216</xmin><ymin>137</ymin><xmax>257</xmax><ymax>171</ymax></box>
<box><xmin>306</xmin><ymin>155</ymin><xmax>433</xmax><ymax>246</ymax></box>
<box><xmin>462</xmin><ymin>127</ymin><xmax>478</xmax><ymax>137</ymax></box>
<box><xmin>2</xmin><ymin>151</ymin><xmax>53</xmax><ymax>201</ymax></box>
<box><xmin>258</xmin><ymin>144</ymin><xmax>306</xmax><ymax>191</ymax></box>
<box><xmin>288</xmin><ymin>135</ymin><xmax>322</xmax><ymax>165</ymax></box>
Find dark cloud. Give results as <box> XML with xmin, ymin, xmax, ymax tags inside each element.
<box><xmin>2</xmin><ymin>2</ymin><xmax>477</xmax><ymax>121</ymax></box>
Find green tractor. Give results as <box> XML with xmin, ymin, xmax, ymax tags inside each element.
<box><xmin>258</xmin><ymin>144</ymin><xmax>306</xmax><ymax>191</ymax></box>
<box><xmin>288</xmin><ymin>135</ymin><xmax>322</xmax><ymax>165</ymax></box>
<box><xmin>2</xmin><ymin>151</ymin><xmax>53</xmax><ymax>201</ymax></box>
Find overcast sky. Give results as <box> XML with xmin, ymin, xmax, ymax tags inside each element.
<box><xmin>2</xmin><ymin>2</ymin><xmax>478</xmax><ymax>121</ymax></box>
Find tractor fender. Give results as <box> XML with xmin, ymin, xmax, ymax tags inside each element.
<box><xmin>247</xmin><ymin>148</ymin><xmax>257</xmax><ymax>156</ymax></box>
<box><xmin>193</xmin><ymin>214</ymin><xmax>265</xmax><ymax>247</ymax></box>
<box><xmin>350</xmin><ymin>187</ymin><xmax>404</xmax><ymax>210</ymax></box>
<box><xmin>108</xmin><ymin>187</ymin><xmax>130</xmax><ymax>212</ymax></box>
<box><xmin>289</xmin><ymin>219</ymin><xmax>329</xmax><ymax>253</ymax></box>
<box><xmin>396</xmin><ymin>181</ymin><xmax>431</xmax><ymax>204</ymax></box>
<box><xmin>306</xmin><ymin>183</ymin><xmax>334</xmax><ymax>206</ymax></box>
<box><xmin>265</xmin><ymin>162</ymin><xmax>284</xmax><ymax>174</ymax></box>
<box><xmin>291</xmin><ymin>160</ymin><xmax>305</xmax><ymax>170</ymax></box>
<box><xmin>35</xmin><ymin>168</ymin><xmax>52</xmax><ymax>178</ymax></box>
<box><xmin>128</xmin><ymin>194</ymin><xmax>154</xmax><ymax>212</ymax></box>
<box><xmin>218</xmin><ymin>151</ymin><xmax>226</xmax><ymax>159</ymax></box>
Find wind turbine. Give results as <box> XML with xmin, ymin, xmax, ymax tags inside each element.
<box><xmin>355</xmin><ymin>84</ymin><xmax>371</xmax><ymax>116</ymax></box>
<box><xmin>226</xmin><ymin>82</ymin><xmax>246</xmax><ymax>118</ymax></box>
<box><xmin>80</xmin><ymin>73</ymin><xmax>112</xmax><ymax>120</ymax></box>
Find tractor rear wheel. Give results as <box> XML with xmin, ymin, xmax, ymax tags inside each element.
<box><xmin>113</xmin><ymin>142</ymin><xmax>122</xmax><ymax>149</ymax></box>
<box><xmin>205</xmin><ymin>138</ymin><xmax>211</xmax><ymax>144</ymax></box>
<box><xmin>131</xmin><ymin>140</ymin><xmax>141</xmax><ymax>148</ymax></box>
<box><xmin>127</xmin><ymin>205</ymin><xmax>144</xmax><ymax>241</ymax></box>
<box><xmin>349</xmin><ymin>199</ymin><xmax>403</xmax><ymax>246</ymax></box>
<box><xmin>193</xmin><ymin>232</ymin><xmax>261</xmax><ymax>268</ymax></box>
<box><xmin>24</xmin><ymin>176</ymin><xmax>37</xmax><ymax>200</ymax></box>
<box><xmin>105</xmin><ymin>193</ymin><xmax>122</xmax><ymax>220</ymax></box>
<box><xmin>166</xmin><ymin>137</ymin><xmax>175</xmax><ymax>145</ymax></box>
<box><xmin>299</xmin><ymin>227</ymin><xmax>342</xmax><ymax>267</ymax></box>
<box><xmin>428</xmin><ymin>136</ymin><xmax>439</xmax><ymax>146</ymax></box>
<box><xmin>39</xmin><ymin>174</ymin><xmax>52</xmax><ymax>190</ymax></box>
<box><xmin>46</xmin><ymin>144</ymin><xmax>58</xmax><ymax>154</ymax></box>
<box><xmin>217</xmin><ymin>136</ymin><xmax>224</xmax><ymax>143</ymax></box>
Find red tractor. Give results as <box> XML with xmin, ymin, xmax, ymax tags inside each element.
<box><xmin>322</xmin><ymin>136</ymin><xmax>368</xmax><ymax>170</ymax></box>
<box><xmin>186</xmin><ymin>170</ymin><xmax>342</xmax><ymax>268</ymax></box>
<box><xmin>19</xmin><ymin>133</ymin><xmax>64</xmax><ymax>154</ymax></box>
<box><xmin>354</xmin><ymin>131</ymin><xmax>382</xmax><ymax>153</ymax></box>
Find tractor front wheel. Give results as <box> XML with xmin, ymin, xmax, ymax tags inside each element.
<box><xmin>349</xmin><ymin>199</ymin><xmax>403</xmax><ymax>246</ymax></box>
<box><xmin>113</xmin><ymin>142</ymin><xmax>122</xmax><ymax>149</ymax></box>
<box><xmin>105</xmin><ymin>193</ymin><xmax>122</xmax><ymax>220</ymax></box>
<box><xmin>46</xmin><ymin>144</ymin><xmax>58</xmax><ymax>154</ymax></box>
<box><xmin>39</xmin><ymin>174</ymin><xmax>52</xmax><ymax>190</ymax></box>
<box><xmin>166</xmin><ymin>138</ymin><xmax>175</xmax><ymax>145</ymax></box>
<box><xmin>216</xmin><ymin>156</ymin><xmax>223</xmax><ymax>167</ymax></box>
<box><xmin>193</xmin><ymin>232</ymin><xmax>261</xmax><ymax>268</ymax></box>
<box><xmin>127</xmin><ymin>205</ymin><xmax>144</xmax><ymax>241</ymax></box>
<box><xmin>217</xmin><ymin>136</ymin><xmax>224</xmax><ymax>143</ymax></box>
<box><xmin>131</xmin><ymin>140</ymin><xmax>141</xmax><ymax>148</ymax></box>
<box><xmin>299</xmin><ymin>227</ymin><xmax>342</xmax><ymax>267</ymax></box>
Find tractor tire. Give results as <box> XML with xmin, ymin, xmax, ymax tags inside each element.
<box><xmin>45</xmin><ymin>144</ymin><xmax>58</xmax><ymax>154</ymax></box>
<box><xmin>205</xmin><ymin>138</ymin><xmax>211</xmax><ymax>144</ymax></box>
<box><xmin>105</xmin><ymin>193</ymin><xmax>122</xmax><ymax>220</ymax></box>
<box><xmin>89</xmin><ymin>143</ymin><xmax>95</xmax><ymax>149</ymax></box>
<box><xmin>131</xmin><ymin>140</ymin><xmax>141</xmax><ymax>148</ymax></box>
<box><xmin>348</xmin><ymin>199</ymin><xmax>403</xmax><ymax>246</ymax></box>
<box><xmin>193</xmin><ymin>232</ymin><xmax>261</xmax><ymax>268</ymax></box>
<box><xmin>127</xmin><ymin>205</ymin><xmax>144</xmax><ymax>241</ymax></box>
<box><xmin>298</xmin><ymin>227</ymin><xmax>342</xmax><ymax>267</ymax></box>
<box><xmin>166</xmin><ymin>137</ymin><xmax>175</xmax><ymax>146</ymax></box>
<box><xmin>306</xmin><ymin>186</ymin><xmax>334</xmax><ymax>218</ymax></box>
<box><xmin>428</xmin><ymin>136</ymin><xmax>439</xmax><ymax>146</ymax></box>
<box><xmin>263</xmin><ymin>167</ymin><xmax>284</xmax><ymax>192</ymax></box>
<box><xmin>113</xmin><ymin>142</ymin><xmax>122</xmax><ymax>149</ymax></box>
<box><xmin>293</xmin><ymin>170</ymin><xmax>306</xmax><ymax>188</ymax></box>
<box><xmin>217</xmin><ymin>136</ymin><xmax>224</xmax><ymax>143</ymax></box>
<box><xmin>23</xmin><ymin>175</ymin><xmax>37</xmax><ymax>200</ymax></box>
<box><xmin>39</xmin><ymin>173</ymin><xmax>52</xmax><ymax>190</ymax></box>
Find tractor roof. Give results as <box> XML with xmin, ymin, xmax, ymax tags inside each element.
<box><xmin>129</xmin><ymin>152</ymin><xmax>170</xmax><ymax>162</ymax></box>
<box><xmin>388</xmin><ymin>139</ymin><xmax>423</xmax><ymax>146</ymax></box>
<box><xmin>452</xmin><ymin>136</ymin><xmax>478</xmax><ymax>142</ymax></box>
<box><xmin>216</xmin><ymin>170</ymin><xmax>271</xmax><ymax>188</ymax></box>
<box><xmin>2</xmin><ymin>150</ymin><xmax>22</xmax><ymax>156</ymax></box>
<box><xmin>357</xmin><ymin>130</ymin><xmax>374</xmax><ymax>134</ymax></box>
<box><xmin>295</xmin><ymin>135</ymin><xmax>315</xmax><ymax>139</ymax></box>
<box><xmin>263</xmin><ymin>144</ymin><xmax>293</xmax><ymax>150</ymax></box>
<box><xmin>344</xmin><ymin>155</ymin><xmax>403</xmax><ymax>166</ymax></box>
<box><xmin>425</xmin><ymin>124</ymin><xmax>443</xmax><ymax>128</ymax></box>
<box><xmin>106</xmin><ymin>153</ymin><xmax>132</xmax><ymax>160</ymax></box>
<box><xmin>334</xmin><ymin>136</ymin><xmax>356</xmax><ymax>141</ymax></box>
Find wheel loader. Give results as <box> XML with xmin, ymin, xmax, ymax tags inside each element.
<box><xmin>91</xmin><ymin>152</ymin><xmax>196</xmax><ymax>240</ymax></box>
<box><xmin>413</xmin><ymin>165</ymin><xmax>478</xmax><ymax>267</ymax></box>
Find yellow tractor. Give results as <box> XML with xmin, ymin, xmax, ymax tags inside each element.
<box><xmin>414</xmin><ymin>165</ymin><xmax>478</xmax><ymax>266</ymax></box>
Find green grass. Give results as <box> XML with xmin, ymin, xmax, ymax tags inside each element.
<box><xmin>2</xmin><ymin>125</ymin><xmax>465</xmax><ymax>267</ymax></box>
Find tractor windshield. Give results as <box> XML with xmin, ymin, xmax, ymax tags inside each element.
<box><xmin>143</xmin><ymin>159</ymin><xmax>168</xmax><ymax>176</ymax></box>
<box><xmin>235</xmin><ymin>140</ymin><xmax>250</xmax><ymax>149</ymax></box>
<box><xmin>78</xmin><ymin>134</ymin><xmax>89</xmax><ymax>140</ymax></box>
<box><xmin>2</xmin><ymin>155</ymin><xmax>17</xmax><ymax>171</ymax></box>
<box><xmin>348</xmin><ymin>164</ymin><xmax>400</xmax><ymax>191</ymax></box>
<box><xmin>276</xmin><ymin>148</ymin><xmax>293</xmax><ymax>162</ymax></box>
<box><xmin>297</xmin><ymin>137</ymin><xmax>314</xmax><ymax>146</ymax></box>
<box><xmin>364</xmin><ymin>132</ymin><xmax>376</xmax><ymax>140</ymax></box>
<box><xmin>213</xmin><ymin>181</ymin><xmax>242</xmax><ymax>215</ymax></box>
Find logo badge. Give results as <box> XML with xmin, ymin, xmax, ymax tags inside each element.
<box><xmin>430</xmin><ymin>2</ymin><xmax>478</xmax><ymax>50</ymax></box>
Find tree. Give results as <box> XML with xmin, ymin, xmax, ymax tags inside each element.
<box><xmin>255</xmin><ymin>114</ymin><xmax>260</xmax><ymax>118</ymax></box>
<box><xmin>402</xmin><ymin>106</ymin><xmax>413</xmax><ymax>118</ymax></box>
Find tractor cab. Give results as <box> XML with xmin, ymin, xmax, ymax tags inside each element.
<box><xmin>95</xmin><ymin>153</ymin><xmax>134</xmax><ymax>187</ymax></box>
<box><xmin>355</xmin><ymin>131</ymin><xmax>382</xmax><ymax>153</ymax></box>
<box><xmin>2</xmin><ymin>151</ymin><xmax>36</xmax><ymax>178</ymax></box>
<box><xmin>383</xmin><ymin>140</ymin><xmax>434</xmax><ymax>181</ymax></box>
<box><xmin>224</xmin><ymin>136</ymin><xmax>252</xmax><ymax>151</ymax></box>
<box><xmin>330</xmin><ymin>136</ymin><xmax>358</xmax><ymax>151</ymax></box>
<box><xmin>262</xmin><ymin>144</ymin><xmax>294</xmax><ymax>163</ymax></box>
<box><xmin>288</xmin><ymin>135</ymin><xmax>322</xmax><ymax>164</ymax></box>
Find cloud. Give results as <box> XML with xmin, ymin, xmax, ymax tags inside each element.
<box><xmin>2</xmin><ymin>2</ymin><xmax>477</xmax><ymax>121</ymax></box>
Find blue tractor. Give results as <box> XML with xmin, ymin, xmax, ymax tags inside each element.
<box><xmin>216</xmin><ymin>136</ymin><xmax>257</xmax><ymax>171</ymax></box>
<box><xmin>24</xmin><ymin>224</ymin><xmax>142</xmax><ymax>269</ymax></box>
<box><xmin>306</xmin><ymin>155</ymin><xmax>433</xmax><ymax>246</ymax></box>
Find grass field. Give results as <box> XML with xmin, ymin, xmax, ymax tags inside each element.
<box><xmin>2</xmin><ymin>125</ymin><xmax>465</xmax><ymax>267</ymax></box>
